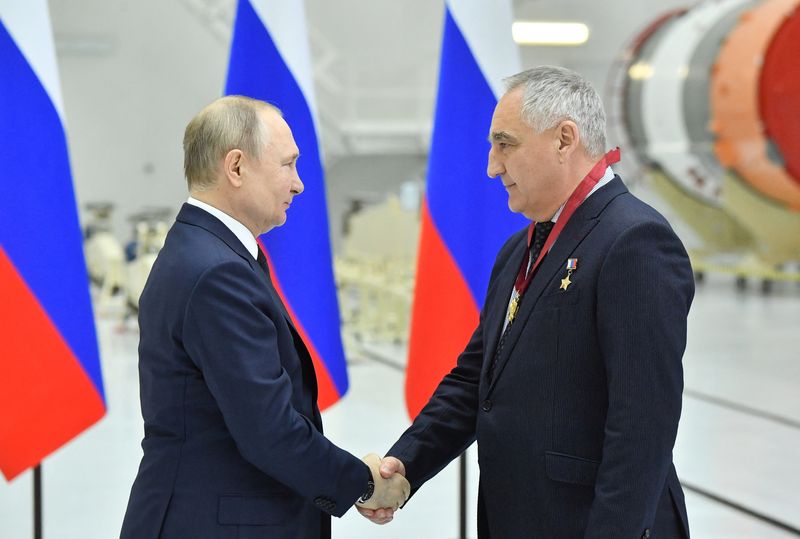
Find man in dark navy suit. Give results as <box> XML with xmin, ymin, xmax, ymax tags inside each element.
<box><xmin>121</xmin><ymin>96</ymin><xmax>408</xmax><ymax>539</ymax></box>
<box><xmin>360</xmin><ymin>67</ymin><xmax>694</xmax><ymax>538</ymax></box>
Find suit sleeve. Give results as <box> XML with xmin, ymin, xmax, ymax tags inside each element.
<box><xmin>586</xmin><ymin>220</ymin><xmax>694</xmax><ymax>537</ymax></box>
<box><xmin>182</xmin><ymin>261</ymin><xmax>367</xmax><ymax>517</ymax></box>
<box><xmin>387</xmin><ymin>319</ymin><xmax>483</xmax><ymax>493</ymax></box>
<box><xmin>387</xmin><ymin>231</ymin><xmax>524</xmax><ymax>494</ymax></box>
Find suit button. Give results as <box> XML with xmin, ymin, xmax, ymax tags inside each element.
<box><xmin>482</xmin><ymin>400</ymin><xmax>492</xmax><ymax>412</ymax></box>
<box><xmin>642</xmin><ymin>529</ymin><xmax>651</xmax><ymax>539</ymax></box>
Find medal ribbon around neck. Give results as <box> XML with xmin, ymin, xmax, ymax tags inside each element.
<box><xmin>508</xmin><ymin>148</ymin><xmax>621</xmax><ymax>323</ymax></box>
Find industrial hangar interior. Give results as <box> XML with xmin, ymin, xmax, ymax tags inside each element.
<box><xmin>1</xmin><ymin>0</ymin><xmax>799</xmax><ymax>537</ymax></box>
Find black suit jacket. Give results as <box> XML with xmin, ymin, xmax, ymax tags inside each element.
<box><xmin>120</xmin><ymin>204</ymin><xmax>366</xmax><ymax>539</ymax></box>
<box><xmin>389</xmin><ymin>178</ymin><xmax>694</xmax><ymax>538</ymax></box>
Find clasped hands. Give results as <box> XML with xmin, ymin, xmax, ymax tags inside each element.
<box><xmin>356</xmin><ymin>454</ymin><xmax>408</xmax><ymax>525</ymax></box>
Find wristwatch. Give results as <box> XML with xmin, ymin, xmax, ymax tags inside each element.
<box><xmin>358</xmin><ymin>467</ymin><xmax>375</xmax><ymax>504</ymax></box>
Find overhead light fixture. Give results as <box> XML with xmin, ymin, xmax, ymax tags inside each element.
<box><xmin>512</xmin><ymin>22</ymin><xmax>590</xmax><ymax>46</ymax></box>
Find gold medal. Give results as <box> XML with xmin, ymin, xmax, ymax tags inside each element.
<box><xmin>560</xmin><ymin>273</ymin><xmax>572</xmax><ymax>291</ymax></box>
<box><xmin>507</xmin><ymin>295</ymin><xmax>520</xmax><ymax>323</ymax></box>
<box><xmin>560</xmin><ymin>258</ymin><xmax>578</xmax><ymax>291</ymax></box>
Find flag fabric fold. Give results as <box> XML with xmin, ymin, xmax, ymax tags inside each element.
<box><xmin>405</xmin><ymin>0</ymin><xmax>523</xmax><ymax>419</ymax></box>
<box><xmin>225</xmin><ymin>0</ymin><xmax>348</xmax><ymax>409</ymax></box>
<box><xmin>0</xmin><ymin>1</ymin><xmax>105</xmax><ymax>481</ymax></box>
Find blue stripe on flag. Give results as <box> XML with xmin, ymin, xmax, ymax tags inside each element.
<box><xmin>426</xmin><ymin>8</ymin><xmax>527</xmax><ymax>307</ymax></box>
<box><xmin>0</xmin><ymin>20</ymin><xmax>104</xmax><ymax>399</ymax></box>
<box><xmin>225</xmin><ymin>0</ymin><xmax>348</xmax><ymax>395</ymax></box>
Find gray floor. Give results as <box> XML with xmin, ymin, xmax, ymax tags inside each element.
<box><xmin>1</xmin><ymin>273</ymin><xmax>799</xmax><ymax>538</ymax></box>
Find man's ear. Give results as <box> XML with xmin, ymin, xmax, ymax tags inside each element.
<box><xmin>555</xmin><ymin>120</ymin><xmax>580</xmax><ymax>160</ymax></box>
<box><xmin>223</xmin><ymin>149</ymin><xmax>244</xmax><ymax>187</ymax></box>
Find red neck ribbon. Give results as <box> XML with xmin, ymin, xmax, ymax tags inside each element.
<box><xmin>514</xmin><ymin>147</ymin><xmax>621</xmax><ymax>296</ymax></box>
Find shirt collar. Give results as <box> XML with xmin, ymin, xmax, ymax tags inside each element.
<box><xmin>551</xmin><ymin>166</ymin><xmax>615</xmax><ymax>223</ymax></box>
<box><xmin>186</xmin><ymin>197</ymin><xmax>259</xmax><ymax>260</ymax></box>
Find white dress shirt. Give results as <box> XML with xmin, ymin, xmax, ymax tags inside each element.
<box><xmin>186</xmin><ymin>197</ymin><xmax>259</xmax><ymax>260</ymax></box>
<box><xmin>551</xmin><ymin>166</ymin><xmax>615</xmax><ymax>222</ymax></box>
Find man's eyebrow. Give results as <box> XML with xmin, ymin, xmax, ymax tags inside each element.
<box><xmin>488</xmin><ymin>131</ymin><xmax>517</xmax><ymax>143</ymax></box>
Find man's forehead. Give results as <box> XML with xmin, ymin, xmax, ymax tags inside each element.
<box><xmin>271</xmin><ymin>140</ymin><xmax>299</xmax><ymax>162</ymax></box>
<box><xmin>488</xmin><ymin>112</ymin><xmax>524</xmax><ymax>142</ymax></box>
<box><xmin>496</xmin><ymin>88</ymin><xmax>523</xmax><ymax>113</ymax></box>
<box><xmin>261</xmin><ymin>112</ymin><xmax>294</xmax><ymax>143</ymax></box>
<box><xmin>260</xmin><ymin>108</ymin><xmax>286</xmax><ymax>131</ymax></box>
<box><xmin>488</xmin><ymin>91</ymin><xmax>525</xmax><ymax>136</ymax></box>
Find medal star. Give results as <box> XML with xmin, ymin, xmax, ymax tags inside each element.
<box><xmin>560</xmin><ymin>274</ymin><xmax>572</xmax><ymax>291</ymax></box>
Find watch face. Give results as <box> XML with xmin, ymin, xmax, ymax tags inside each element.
<box><xmin>359</xmin><ymin>467</ymin><xmax>375</xmax><ymax>503</ymax></box>
<box><xmin>358</xmin><ymin>473</ymin><xmax>375</xmax><ymax>503</ymax></box>
<box><xmin>361</xmin><ymin>481</ymin><xmax>374</xmax><ymax>502</ymax></box>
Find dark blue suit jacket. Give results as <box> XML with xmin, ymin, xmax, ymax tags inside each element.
<box><xmin>389</xmin><ymin>178</ymin><xmax>694</xmax><ymax>538</ymax></box>
<box><xmin>120</xmin><ymin>204</ymin><xmax>367</xmax><ymax>539</ymax></box>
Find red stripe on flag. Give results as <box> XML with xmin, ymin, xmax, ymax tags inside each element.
<box><xmin>0</xmin><ymin>247</ymin><xmax>105</xmax><ymax>481</ymax></box>
<box><xmin>257</xmin><ymin>241</ymin><xmax>341</xmax><ymax>411</ymax></box>
<box><xmin>405</xmin><ymin>201</ymin><xmax>479</xmax><ymax>419</ymax></box>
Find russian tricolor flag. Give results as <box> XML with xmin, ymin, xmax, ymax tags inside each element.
<box><xmin>225</xmin><ymin>0</ymin><xmax>347</xmax><ymax>410</ymax></box>
<box><xmin>406</xmin><ymin>0</ymin><xmax>523</xmax><ymax>418</ymax></box>
<box><xmin>0</xmin><ymin>1</ymin><xmax>105</xmax><ymax>481</ymax></box>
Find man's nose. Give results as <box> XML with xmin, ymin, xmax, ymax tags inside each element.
<box><xmin>292</xmin><ymin>173</ymin><xmax>304</xmax><ymax>195</ymax></box>
<box><xmin>487</xmin><ymin>147</ymin><xmax>504</xmax><ymax>178</ymax></box>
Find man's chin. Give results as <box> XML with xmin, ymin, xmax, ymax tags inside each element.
<box><xmin>507</xmin><ymin>198</ymin><xmax>524</xmax><ymax>215</ymax></box>
<box><xmin>259</xmin><ymin>214</ymin><xmax>287</xmax><ymax>235</ymax></box>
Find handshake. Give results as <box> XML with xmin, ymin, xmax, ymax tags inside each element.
<box><xmin>355</xmin><ymin>454</ymin><xmax>409</xmax><ymax>525</ymax></box>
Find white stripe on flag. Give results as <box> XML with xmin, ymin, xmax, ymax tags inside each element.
<box><xmin>447</xmin><ymin>0</ymin><xmax>521</xmax><ymax>100</ymax></box>
<box><xmin>248</xmin><ymin>0</ymin><xmax>320</xmax><ymax>127</ymax></box>
<box><xmin>0</xmin><ymin>0</ymin><xmax>65</xmax><ymax>119</ymax></box>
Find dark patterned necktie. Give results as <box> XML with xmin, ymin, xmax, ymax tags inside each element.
<box><xmin>256</xmin><ymin>248</ymin><xmax>270</xmax><ymax>277</ymax></box>
<box><xmin>488</xmin><ymin>221</ymin><xmax>555</xmax><ymax>381</ymax></box>
<box><xmin>526</xmin><ymin>221</ymin><xmax>555</xmax><ymax>277</ymax></box>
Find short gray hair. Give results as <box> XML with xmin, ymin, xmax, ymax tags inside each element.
<box><xmin>503</xmin><ymin>66</ymin><xmax>607</xmax><ymax>158</ymax></box>
<box><xmin>183</xmin><ymin>95</ymin><xmax>280</xmax><ymax>191</ymax></box>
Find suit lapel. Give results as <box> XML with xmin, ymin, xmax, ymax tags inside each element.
<box><xmin>257</xmin><ymin>261</ymin><xmax>299</xmax><ymax>333</ymax></box>
<box><xmin>178</xmin><ymin>204</ymin><xmax>320</xmax><ymax>425</ymax></box>
<box><xmin>259</xmin><ymin>260</ymin><xmax>318</xmax><ymax>422</ymax></box>
<box><xmin>525</xmin><ymin>219</ymin><xmax>598</xmax><ymax>312</ymax></box>
<box><xmin>481</xmin><ymin>235</ymin><xmax>528</xmax><ymax>380</ymax></box>
<box><xmin>177</xmin><ymin>203</ymin><xmax>299</xmax><ymax>332</ymax></box>
<box><xmin>486</xmin><ymin>177</ymin><xmax>628</xmax><ymax>391</ymax></box>
<box><xmin>177</xmin><ymin>203</ymin><xmax>253</xmax><ymax>263</ymax></box>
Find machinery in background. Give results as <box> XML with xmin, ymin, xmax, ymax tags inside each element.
<box><xmin>335</xmin><ymin>193</ymin><xmax>419</xmax><ymax>352</ymax></box>
<box><xmin>125</xmin><ymin>208</ymin><xmax>170</xmax><ymax>311</ymax></box>
<box><xmin>83</xmin><ymin>202</ymin><xmax>127</xmax><ymax>302</ymax></box>
<box><xmin>608</xmin><ymin>0</ymin><xmax>800</xmax><ymax>289</ymax></box>
<box><xmin>82</xmin><ymin>204</ymin><xmax>170</xmax><ymax>315</ymax></box>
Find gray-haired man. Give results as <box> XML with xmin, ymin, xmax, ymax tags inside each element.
<box><xmin>361</xmin><ymin>67</ymin><xmax>693</xmax><ymax>538</ymax></box>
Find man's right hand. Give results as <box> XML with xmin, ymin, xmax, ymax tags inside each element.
<box><xmin>356</xmin><ymin>454</ymin><xmax>409</xmax><ymax>523</ymax></box>
<box><xmin>378</xmin><ymin>456</ymin><xmax>406</xmax><ymax>479</ymax></box>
